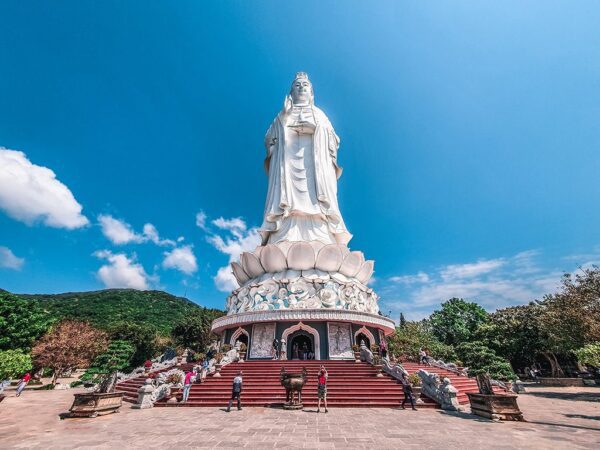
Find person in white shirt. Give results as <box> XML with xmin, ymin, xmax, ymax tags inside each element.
<box><xmin>226</xmin><ymin>371</ymin><xmax>243</xmax><ymax>412</ymax></box>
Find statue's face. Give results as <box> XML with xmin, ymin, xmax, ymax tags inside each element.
<box><xmin>291</xmin><ymin>78</ymin><xmax>312</xmax><ymax>104</ymax></box>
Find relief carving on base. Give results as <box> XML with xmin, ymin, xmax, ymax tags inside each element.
<box><xmin>328</xmin><ymin>322</ymin><xmax>353</xmax><ymax>359</ymax></box>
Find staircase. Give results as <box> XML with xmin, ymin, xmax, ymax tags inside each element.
<box><xmin>114</xmin><ymin>359</ymin><xmax>482</xmax><ymax>408</ymax></box>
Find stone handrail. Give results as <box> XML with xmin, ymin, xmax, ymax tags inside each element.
<box><xmin>360</xmin><ymin>343</ymin><xmax>373</xmax><ymax>364</ymax></box>
<box><xmin>425</xmin><ymin>356</ymin><xmax>469</xmax><ymax>377</ymax></box>
<box><xmin>417</xmin><ymin>368</ymin><xmax>461</xmax><ymax>411</ymax></box>
<box><xmin>381</xmin><ymin>358</ymin><xmax>408</xmax><ymax>380</ymax></box>
<box><xmin>117</xmin><ymin>353</ymin><xmax>179</xmax><ymax>383</ymax></box>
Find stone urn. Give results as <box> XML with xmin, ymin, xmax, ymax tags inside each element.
<box><xmin>412</xmin><ymin>385</ymin><xmax>425</xmax><ymax>405</ymax></box>
<box><xmin>280</xmin><ymin>367</ymin><xmax>308</xmax><ymax>410</ymax></box>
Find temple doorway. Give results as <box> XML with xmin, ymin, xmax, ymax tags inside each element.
<box><xmin>288</xmin><ymin>331</ymin><xmax>315</xmax><ymax>360</ymax></box>
<box><xmin>356</xmin><ymin>332</ymin><xmax>371</xmax><ymax>349</ymax></box>
<box><xmin>236</xmin><ymin>333</ymin><xmax>248</xmax><ymax>348</ymax></box>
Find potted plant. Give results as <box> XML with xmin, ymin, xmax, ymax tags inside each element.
<box><xmin>68</xmin><ymin>340</ymin><xmax>134</xmax><ymax>418</ymax></box>
<box><xmin>372</xmin><ymin>355</ymin><xmax>384</xmax><ymax>377</ymax></box>
<box><xmin>370</xmin><ymin>344</ymin><xmax>380</xmax><ymax>357</ymax></box>
<box><xmin>239</xmin><ymin>343</ymin><xmax>247</xmax><ymax>362</ymax></box>
<box><xmin>352</xmin><ymin>344</ymin><xmax>360</xmax><ymax>362</ymax></box>
<box><xmin>408</xmin><ymin>373</ymin><xmax>423</xmax><ymax>402</ymax></box>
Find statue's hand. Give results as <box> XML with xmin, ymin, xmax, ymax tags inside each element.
<box><xmin>283</xmin><ymin>95</ymin><xmax>293</xmax><ymax>116</ymax></box>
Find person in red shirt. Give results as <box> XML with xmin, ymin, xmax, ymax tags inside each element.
<box><xmin>182</xmin><ymin>370</ymin><xmax>195</xmax><ymax>403</ymax></box>
<box><xmin>317</xmin><ymin>365</ymin><xmax>328</xmax><ymax>413</ymax></box>
<box><xmin>16</xmin><ymin>372</ymin><xmax>31</xmax><ymax>397</ymax></box>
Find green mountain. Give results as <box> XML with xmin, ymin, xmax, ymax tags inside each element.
<box><xmin>19</xmin><ymin>289</ymin><xmax>224</xmax><ymax>335</ymax></box>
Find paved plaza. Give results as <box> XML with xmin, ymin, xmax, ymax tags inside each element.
<box><xmin>0</xmin><ymin>385</ymin><xmax>599</xmax><ymax>449</ymax></box>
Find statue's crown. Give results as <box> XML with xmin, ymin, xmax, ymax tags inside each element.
<box><xmin>294</xmin><ymin>72</ymin><xmax>309</xmax><ymax>81</ymax></box>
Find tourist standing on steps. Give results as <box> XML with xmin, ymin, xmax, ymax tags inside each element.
<box><xmin>317</xmin><ymin>365</ymin><xmax>328</xmax><ymax>413</ymax></box>
<box><xmin>419</xmin><ymin>348</ymin><xmax>428</xmax><ymax>365</ymax></box>
<box><xmin>302</xmin><ymin>342</ymin><xmax>308</xmax><ymax>360</ymax></box>
<box><xmin>227</xmin><ymin>371</ymin><xmax>243</xmax><ymax>412</ymax></box>
<box><xmin>15</xmin><ymin>372</ymin><xmax>31</xmax><ymax>397</ymax></box>
<box><xmin>400</xmin><ymin>372</ymin><xmax>417</xmax><ymax>410</ymax></box>
<box><xmin>182</xmin><ymin>369</ymin><xmax>194</xmax><ymax>403</ymax></box>
<box><xmin>380</xmin><ymin>339</ymin><xmax>388</xmax><ymax>359</ymax></box>
<box><xmin>273</xmin><ymin>338</ymin><xmax>279</xmax><ymax>360</ymax></box>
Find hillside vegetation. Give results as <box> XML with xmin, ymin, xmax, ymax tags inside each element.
<box><xmin>19</xmin><ymin>289</ymin><xmax>224</xmax><ymax>335</ymax></box>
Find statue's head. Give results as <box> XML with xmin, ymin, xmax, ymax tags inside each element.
<box><xmin>289</xmin><ymin>72</ymin><xmax>314</xmax><ymax>105</ymax></box>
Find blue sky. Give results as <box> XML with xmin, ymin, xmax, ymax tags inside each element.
<box><xmin>1</xmin><ymin>1</ymin><xmax>599</xmax><ymax>320</ymax></box>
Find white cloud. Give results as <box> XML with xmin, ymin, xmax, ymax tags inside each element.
<box><xmin>162</xmin><ymin>245</ymin><xmax>198</xmax><ymax>275</ymax></box>
<box><xmin>0</xmin><ymin>246</ymin><xmax>24</xmax><ymax>270</ymax></box>
<box><xmin>94</xmin><ymin>250</ymin><xmax>151</xmax><ymax>290</ymax></box>
<box><xmin>380</xmin><ymin>250</ymin><xmax>569</xmax><ymax>321</ymax></box>
<box><xmin>98</xmin><ymin>215</ymin><xmax>144</xmax><ymax>245</ymax></box>
<box><xmin>440</xmin><ymin>258</ymin><xmax>505</xmax><ymax>281</ymax></box>
<box><xmin>214</xmin><ymin>266</ymin><xmax>238</xmax><ymax>292</ymax></box>
<box><xmin>98</xmin><ymin>215</ymin><xmax>175</xmax><ymax>247</ymax></box>
<box><xmin>195</xmin><ymin>211</ymin><xmax>208</xmax><ymax>231</ymax></box>
<box><xmin>389</xmin><ymin>271</ymin><xmax>430</xmax><ymax>284</ymax></box>
<box><xmin>198</xmin><ymin>213</ymin><xmax>261</xmax><ymax>292</ymax></box>
<box><xmin>212</xmin><ymin>216</ymin><xmax>248</xmax><ymax>239</ymax></box>
<box><xmin>143</xmin><ymin>223</ymin><xmax>176</xmax><ymax>247</ymax></box>
<box><xmin>0</xmin><ymin>148</ymin><xmax>88</xmax><ymax>229</ymax></box>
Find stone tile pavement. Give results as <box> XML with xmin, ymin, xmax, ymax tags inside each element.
<box><xmin>0</xmin><ymin>385</ymin><xmax>598</xmax><ymax>449</ymax></box>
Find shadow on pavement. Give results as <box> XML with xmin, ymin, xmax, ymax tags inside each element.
<box><xmin>526</xmin><ymin>391</ymin><xmax>600</xmax><ymax>403</ymax></box>
<box><xmin>564</xmin><ymin>413</ymin><xmax>600</xmax><ymax>421</ymax></box>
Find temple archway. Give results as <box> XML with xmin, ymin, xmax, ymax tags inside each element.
<box><xmin>230</xmin><ymin>327</ymin><xmax>250</xmax><ymax>348</ymax></box>
<box><xmin>281</xmin><ymin>322</ymin><xmax>321</xmax><ymax>360</ymax></box>
<box><xmin>354</xmin><ymin>326</ymin><xmax>375</xmax><ymax>348</ymax></box>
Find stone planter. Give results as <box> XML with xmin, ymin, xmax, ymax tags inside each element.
<box><xmin>467</xmin><ymin>393</ymin><xmax>524</xmax><ymax>421</ymax></box>
<box><xmin>412</xmin><ymin>386</ymin><xmax>425</xmax><ymax>405</ymax></box>
<box><xmin>354</xmin><ymin>351</ymin><xmax>361</xmax><ymax>362</ymax></box>
<box><xmin>539</xmin><ymin>377</ymin><xmax>585</xmax><ymax>387</ymax></box>
<box><xmin>214</xmin><ymin>364</ymin><xmax>223</xmax><ymax>377</ymax></box>
<box><xmin>374</xmin><ymin>364</ymin><xmax>384</xmax><ymax>377</ymax></box>
<box><xmin>239</xmin><ymin>351</ymin><xmax>246</xmax><ymax>363</ymax></box>
<box><xmin>68</xmin><ymin>392</ymin><xmax>123</xmax><ymax>418</ymax></box>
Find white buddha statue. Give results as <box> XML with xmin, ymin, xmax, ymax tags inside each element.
<box><xmin>260</xmin><ymin>72</ymin><xmax>352</xmax><ymax>246</ymax></box>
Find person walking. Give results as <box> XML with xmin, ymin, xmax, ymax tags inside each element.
<box><xmin>400</xmin><ymin>372</ymin><xmax>417</xmax><ymax>410</ymax></box>
<box><xmin>182</xmin><ymin>369</ymin><xmax>195</xmax><ymax>403</ymax></box>
<box><xmin>15</xmin><ymin>372</ymin><xmax>31</xmax><ymax>397</ymax></box>
<box><xmin>317</xmin><ymin>365</ymin><xmax>328</xmax><ymax>413</ymax></box>
<box><xmin>226</xmin><ymin>371</ymin><xmax>243</xmax><ymax>412</ymax></box>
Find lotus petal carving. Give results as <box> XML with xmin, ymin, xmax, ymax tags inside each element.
<box><xmin>241</xmin><ymin>253</ymin><xmax>264</xmax><ymax>278</ymax></box>
<box><xmin>231</xmin><ymin>262</ymin><xmax>250</xmax><ymax>284</ymax></box>
<box><xmin>339</xmin><ymin>251</ymin><xmax>365</xmax><ymax>278</ymax></box>
<box><xmin>287</xmin><ymin>242</ymin><xmax>316</xmax><ymax>270</ymax></box>
<box><xmin>260</xmin><ymin>244</ymin><xmax>287</xmax><ymax>273</ymax></box>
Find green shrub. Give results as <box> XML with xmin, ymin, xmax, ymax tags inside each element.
<box><xmin>456</xmin><ymin>341</ymin><xmax>515</xmax><ymax>381</ymax></box>
<box><xmin>574</xmin><ymin>343</ymin><xmax>600</xmax><ymax>367</ymax></box>
<box><xmin>0</xmin><ymin>350</ymin><xmax>33</xmax><ymax>380</ymax></box>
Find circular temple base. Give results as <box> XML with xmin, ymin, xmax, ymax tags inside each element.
<box><xmin>283</xmin><ymin>403</ymin><xmax>304</xmax><ymax>410</ymax></box>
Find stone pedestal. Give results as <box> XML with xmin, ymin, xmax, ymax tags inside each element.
<box><xmin>467</xmin><ymin>393</ymin><xmax>524</xmax><ymax>421</ymax></box>
<box><xmin>132</xmin><ymin>379</ymin><xmax>154</xmax><ymax>409</ymax></box>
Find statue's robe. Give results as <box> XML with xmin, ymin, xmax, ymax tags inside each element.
<box><xmin>260</xmin><ymin>104</ymin><xmax>352</xmax><ymax>246</ymax></box>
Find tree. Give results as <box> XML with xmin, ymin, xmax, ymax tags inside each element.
<box><xmin>387</xmin><ymin>321</ymin><xmax>456</xmax><ymax>362</ymax></box>
<box><xmin>429</xmin><ymin>298</ymin><xmax>489</xmax><ymax>346</ymax></box>
<box><xmin>399</xmin><ymin>313</ymin><xmax>407</xmax><ymax>328</ymax></box>
<box><xmin>536</xmin><ymin>268</ymin><xmax>600</xmax><ymax>376</ymax></box>
<box><xmin>574</xmin><ymin>343</ymin><xmax>600</xmax><ymax>368</ymax></box>
<box><xmin>32</xmin><ymin>321</ymin><xmax>108</xmax><ymax>385</ymax></box>
<box><xmin>81</xmin><ymin>340</ymin><xmax>135</xmax><ymax>383</ymax></box>
<box><xmin>109</xmin><ymin>322</ymin><xmax>159</xmax><ymax>368</ymax></box>
<box><xmin>456</xmin><ymin>341</ymin><xmax>515</xmax><ymax>382</ymax></box>
<box><xmin>475</xmin><ymin>303</ymin><xmax>546</xmax><ymax>372</ymax></box>
<box><xmin>0</xmin><ymin>292</ymin><xmax>54</xmax><ymax>351</ymax></box>
<box><xmin>0</xmin><ymin>350</ymin><xmax>33</xmax><ymax>381</ymax></box>
<box><xmin>171</xmin><ymin>310</ymin><xmax>214</xmax><ymax>352</ymax></box>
